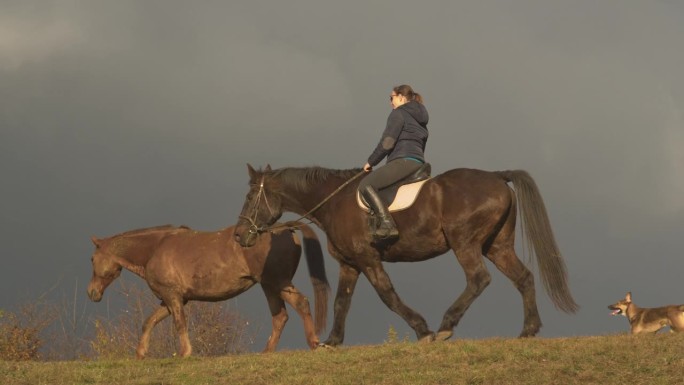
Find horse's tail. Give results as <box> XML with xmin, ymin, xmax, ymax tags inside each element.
<box><xmin>297</xmin><ymin>223</ymin><xmax>330</xmax><ymax>334</ymax></box>
<box><xmin>496</xmin><ymin>170</ymin><xmax>579</xmax><ymax>314</ymax></box>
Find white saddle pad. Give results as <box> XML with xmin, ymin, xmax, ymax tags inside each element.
<box><xmin>356</xmin><ymin>179</ymin><xmax>430</xmax><ymax>213</ymax></box>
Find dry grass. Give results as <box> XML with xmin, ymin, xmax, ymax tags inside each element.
<box><xmin>0</xmin><ymin>280</ymin><xmax>255</xmax><ymax>361</ymax></box>
<box><xmin>2</xmin><ymin>333</ymin><xmax>683</xmax><ymax>385</ymax></box>
<box><xmin>87</xmin><ymin>282</ymin><xmax>254</xmax><ymax>359</ymax></box>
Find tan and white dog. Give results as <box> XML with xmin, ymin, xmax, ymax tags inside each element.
<box><xmin>608</xmin><ymin>292</ymin><xmax>684</xmax><ymax>334</ymax></box>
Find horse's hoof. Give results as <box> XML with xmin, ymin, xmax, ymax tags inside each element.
<box><xmin>316</xmin><ymin>342</ymin><xmax>336</xmax><ymax>351</ymax></box>
<box><xmin>322</xmin><ymin>338</ymin><xmax>342</xmax><ymax>347</ymax></box>
<box><xmin>418</xmin><ymin>332</ymin><xmax>435</xmax><ymax>343</ymax></box>
<box><xmin>519</xmin><ymin>323</ymin><xmax>541</xmax><ymax>338</ymax></box>
<box><xmin>435</xmin><ymin>330</ymin><xmax>453</xmax><ymax>341</ymax></box>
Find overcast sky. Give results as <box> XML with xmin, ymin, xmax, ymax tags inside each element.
<box><xmin>2</xmin><ymin>0</ymin><xmax>683</xmax><ymax>352</ymax></box>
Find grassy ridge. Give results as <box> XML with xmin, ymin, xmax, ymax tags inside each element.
<box><xmin>2</xmin><ymin>334</ymin><xmax>683</xmax><ymax>385</ymax></box>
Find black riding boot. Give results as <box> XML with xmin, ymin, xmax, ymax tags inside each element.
<box><xmin>361</xmin><ymin>185</ymin><xmax>399</xmax><ymax>240</ymax></box>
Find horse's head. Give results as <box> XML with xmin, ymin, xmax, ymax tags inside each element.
<box><xmin>87</xmin><ymin>236</ymin><xmax>123</xmax><ymax>302</ymax></box>
<box><xmin>234</xmin><ymin>164</ymin><xmax>283</xmax><ymax>247</ymax></box>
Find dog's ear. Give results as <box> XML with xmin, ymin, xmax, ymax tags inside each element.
<box><xmin>625</xmin><ymin>292</ymin><xmax>632</xmax><ymax>302</ymax></box>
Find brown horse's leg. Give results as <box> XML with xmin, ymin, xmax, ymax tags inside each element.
<box><xmin>486</xmin><ymin>246</ymin><xmax>542</xmax><ymax>337</ymax></box>
<box><xmin>261</xmin><ymin>286</ymin><xmax>288</xmax><ymax>353</ymax></box>
<box><xmin>166</xmin><ymin>296</ymin><xmax>192</xmax><ymax>358</ymax></box>
<box><xmin>136</xmin><ymin>305</ymin><xmax>170</xmax><ymax>359</ymax></box>
<box><xmin>361</xmin><ymin>260</ymin><xmax>434</xmax><ymax>342</ymax></box>
<box><xmin>324</xmin><ymin>262</ymin><xmax>360</xmax><ymax>346</ymax></box>
<box><xmin>279</xmin><ymin>285</ymin><xmax>319</xmax><ymax>349</ymax></box>
<box><xmin>436</xmin><ymin>247</ymin><xmax>491</xmax><ymax>340</ymax></box>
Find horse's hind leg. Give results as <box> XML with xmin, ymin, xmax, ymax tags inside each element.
<box><xmin>261</xmin><ymin>285</ymin><xmax>289</xmax><ymax>352</ymax></box>
<box><xmin>485</xmin><ymin>244</ymin><xmax>542</xmax><ymax>337</ymax></box>
<box><xmin>279</xmin><ymin>284</ymin><xmax>320</xmax><ymax>349</ymax></box>
<box><xmin>436</xmin><ymin>246</ymin><xmax>491</xmax><ymax>341</ymax></box>
<box><xmin>136</xmin><ymin>305</ymin><xmax>170</xmax><ymax>359</ymax></box>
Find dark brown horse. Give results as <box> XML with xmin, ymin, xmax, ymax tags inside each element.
<box><xmin>234</xmin><ymin>165</ymin><xmax>578</xmax><ymax>346</ymax></box>
<box><xmin>87</xmin><ymin>223</ymin><xmax>329</xmax><ymax>358</ymax></box>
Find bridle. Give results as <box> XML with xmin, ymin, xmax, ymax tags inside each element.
<box><xmin>238</xmin><ymin>176</ymin><xmax>276</xmax><ymax>236</ymax></box>
<box><xmin>238</xmin><ymin>169</ymin><xmax>366</xmax><ymax>234</ymax></box>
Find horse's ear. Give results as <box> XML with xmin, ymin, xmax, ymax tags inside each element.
<box><xmin>91</xmin><ymin>236</ymin><xmax>101</xmax><ymax>248</ymax></box>
<box><xmin>247</xmin><ymin>163</ymin><xmax>257</xmax><ymax>180</ymax></box>
<box><xmin>625</xmin><ymin>292</ymin><xmax>632</xmax><ymax>301</ymax></box>
<box><xmin>265</xmin><ymin>164</ymin><xmax>272</xmax><ymax>172</ymax></box>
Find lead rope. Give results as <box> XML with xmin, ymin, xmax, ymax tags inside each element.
<box><xmin>261</xmin><ymin>170</ymin><xmax>367</xmax><ymax>233</ymax></box>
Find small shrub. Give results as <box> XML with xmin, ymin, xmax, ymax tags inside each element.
<box><xmin>0</xmin><ymin>301</ymin><xmax>55</xmax><ymax>361</ymax></box>
<box><xmin>89</xmin><ymin>317</ymin><xmax>138</xmax><ymax>360</ymax></box>
<box><xmin>88</xmin><ymin>281</ymin><xmax>254</xmax><ymax>359</ymax></box>
<box><xmin>384</xmin><ymin>325</ymin><xmax>409</xmax><ymax>344</ymax></box>
<box><xmin>385</xmin><ymin>324</ymin><xmax>399</xmax><ymax>344</ymax></box>
<box><xmin>186</xmin><ymin>301</ymin><xmax>253</xmax><ymax>356</ymax></box>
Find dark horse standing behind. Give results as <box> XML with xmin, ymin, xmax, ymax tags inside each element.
<box><xmin>87</xmin><ymin>223</ymin><xmax>329</xmax><ymax>358</ymax></box>
<box><xmin>234</xmin><ymin>165</ymin><xmax>578</xmax><ymax>346</ymax></box>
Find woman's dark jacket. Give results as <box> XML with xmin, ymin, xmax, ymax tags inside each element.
<box><xmin>367</xmin><ymin>100</ymin><xmax>429</xmax><ymax>166</ymax></box>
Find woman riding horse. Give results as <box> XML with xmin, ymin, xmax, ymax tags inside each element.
<box><xmin>360</xmin><ymin>84</ymin><xmax>429</xmax><ymax>240</ymax></box>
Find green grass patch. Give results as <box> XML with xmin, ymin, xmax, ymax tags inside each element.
<box><xmin>1</xmin><ymin>334</ymin><xmax>683</xmax><ymax>385</ymax></box>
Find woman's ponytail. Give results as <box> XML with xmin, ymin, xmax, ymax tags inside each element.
<box><xmin>393</xmin><ymin>84</ymin><xmax>423</xmax><ymax>104</ymax></box>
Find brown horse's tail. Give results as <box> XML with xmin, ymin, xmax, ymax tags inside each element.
<box><xmin>496</xmin><ymin>170</ymin><xmax>579</xmax><ymax>314</ymax></box>
<box><xmin>297</xmin><ymin>223</ymin><xmax>330</xmax><ymax>334</ymax></box>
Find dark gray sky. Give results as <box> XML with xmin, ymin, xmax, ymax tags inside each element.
<box><xmin>2</xmin><ymin>1</ymin><xmax>683</xmax><ymax>351</ymax></box>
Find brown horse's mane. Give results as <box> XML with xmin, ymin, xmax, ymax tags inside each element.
<box><xmin>269</xmin><ymin>166</ymin><xmax>362</xmax><ymax>193</ymax></box>
<box><xmin>107</xmin><ymin>224</ymin><xmax>182</xmax><ymax>240</ymax></box>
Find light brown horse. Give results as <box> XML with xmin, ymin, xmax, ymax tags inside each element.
<box><xmin>234</xmin><ymin>165</ymin><xmax>578</xmax><ymax>346</ymax></box>
<box><xmin>87</xmin><ymin>223</ymin><xmax>329</xmax><ymax>358</ymax></box>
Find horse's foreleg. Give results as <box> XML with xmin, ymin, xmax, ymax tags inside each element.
<box><xmin>279</xmin><ymin>285</ymin><xmax>319</xmax><ymax>350</ymax></box>
<box><xmin>166</xmin><ymin>297</ymin><xmax>192</xmax><ymax>358</ymax></box>
<box><xmin>437</xmin><ymin>247</ymin><xmax>491</xmax><ymax>341</ymax></box>
<box><xmin>486</xmin><ymin>246</ymin><xmax>541</xmax><ymax>337</ymax></box>
<box><xmin>136</xmin><ymin>305</ymin><xmax>170</xmax><ymax>359</ymax></box>
<box><xmin>362</xmin><ymin>261</ymin><xmax>434</xmax><ymax>342</ymax></box>
<box><xmin>324</xmin><ymin>262</ymin><xmax>360</xmax><ymax>346</ymax></box>
<box><xmin>261</xmin><ymin>286</ymin><xmax>288</xmax><ymax>353</ymax></box>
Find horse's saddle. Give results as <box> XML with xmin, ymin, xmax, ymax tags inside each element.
<box><xmin>357</xmin><ymin>163</ymin><xmax>432</xmax><ymax>213</ymax></box>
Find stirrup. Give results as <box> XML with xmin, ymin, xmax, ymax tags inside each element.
<box><xmin>373</xmin><ymin>228</ymin><xmax>399</xmax><ymax>240</ymax></box>
<box><xmin>372</xmin><ymin>220</ymin><xmax>399</xmax><ymax>240</ymax></box>
<box><xmin>366</xmin><ymin>210</ymin><xmax>398</xmax><ymax>240</ymax></box>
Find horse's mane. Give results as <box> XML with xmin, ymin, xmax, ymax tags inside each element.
<box><xmin>269</xmin><ymin>166</ymin><xmax>362</xmax><ymax>193</ymax></box>
<box><xmin>108</xmin><ymin>225</ymin><xmax>181</xmax><ymax>240</ymax></box>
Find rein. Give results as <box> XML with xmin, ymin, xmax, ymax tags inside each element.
<box><xmin>241</xmin><ymin>170</ymin><xmax>366</xmax><ymax>234</ymax></box>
